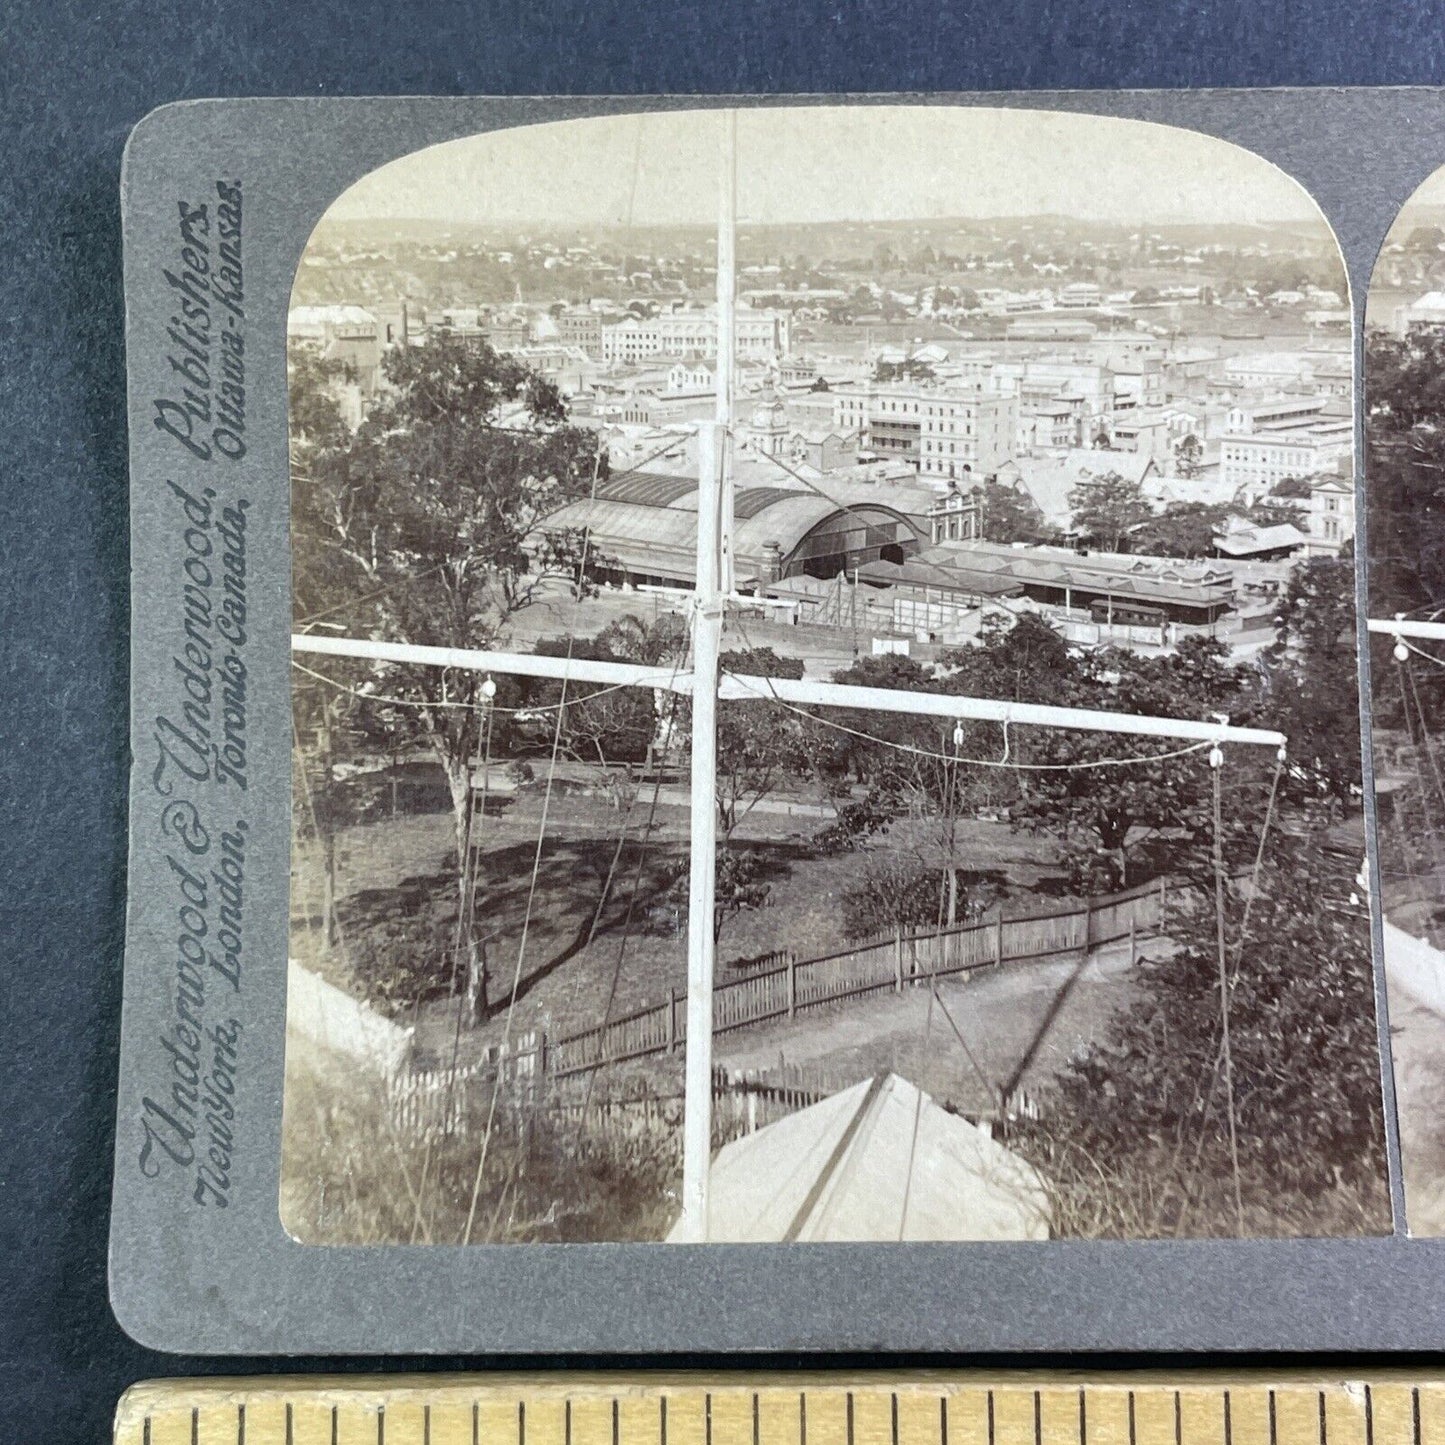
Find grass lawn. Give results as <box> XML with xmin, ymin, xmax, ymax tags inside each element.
<box><xmin>290</xmin><ymin>775</ymin><xmax>1067</xmax><ymax>1062</ymax></box>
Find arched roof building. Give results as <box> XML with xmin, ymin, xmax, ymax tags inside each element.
<box><xmin>541</xmin><ymin>470</ymin><xmax>927</xmax><ymax>589</ymax></box>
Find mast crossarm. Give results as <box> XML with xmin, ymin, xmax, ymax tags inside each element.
<box><xmin>1367</xmin><ymin>617</ymin><xmax>1445</xmax><ymax>641</ymax></box>
<box><xmin>293</xmin><ymin>632</ymin><xmax>1285</xmax><ymax>748</ymax></box>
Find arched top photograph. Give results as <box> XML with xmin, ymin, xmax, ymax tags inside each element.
<box><xmin>283</xmin><ymin>103</ymin><xmax>1381</xmax><ymax>1251</ymax></box>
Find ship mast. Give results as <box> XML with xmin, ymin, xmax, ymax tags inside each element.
<box><xmin>677</xmin><ymin>108</ymin><xmax>737</xmax><ymax>1244</ymax></box>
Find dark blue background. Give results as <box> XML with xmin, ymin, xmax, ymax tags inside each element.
<box><xmin>7</xmin><ymin>2</ymin><xmax>1445</xmax><ymax>1438</ymax></box>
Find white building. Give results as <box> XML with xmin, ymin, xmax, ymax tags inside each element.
<box><xmin>1219</xmin><ymin>426</ymin><xmax>1353</xmax><ymax>496</ymax></box>
<box><xmin>601</xmin><ymin>304</ymin><xmax>790</xmax><ymax>365</ymax></box>
<box><xmin>831</xmin><ymin>381</ymin><xmax>1017</xmax><ymax>485</ymax></box>
<box><xmin>1304</xmin><ymin>475</ymin><xmax>1355</xmax><ymax>556</ymax></box>
<box><xmin>1396</xmin><ymin>291</ymin><xmax>1445</xmax><ymax>335</ymax></box>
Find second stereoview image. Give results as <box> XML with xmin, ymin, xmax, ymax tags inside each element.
<box><xmin>281</xmin><ymin>104</ymin><xmax>1385</xmax><ymax>1247</ymax></box>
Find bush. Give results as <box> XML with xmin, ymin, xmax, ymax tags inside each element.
<box><xmin>281</xmin><ymin>1048</ymin><xmax>682</xmax><ymax>1245</ymax></box>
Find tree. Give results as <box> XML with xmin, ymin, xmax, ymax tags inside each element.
<box><xmin>707</xmin><ymin>648</ymin><xmax>812</xmax><ymax>838</ymax></box>
<box><xmin>1262</xmin><ymin>556</ymin><xmax>1362</xmax><ymax>809</ymax></box>
<box><xmin>1244</xmin><ymin>499</ymin><xmax>1304</xmax><ymax>530</ymax></box>
<box><xmin>1011</xmin><ymin>636</ymin><xmax>1257</xmax><ymax>891</ymax></box>
<box><xmin>874</xmin><ymin>358</ymin><xmax>936</xmax><ymax>383</ymax></box>
<box><xmin>1174</xmin><ymin>432</ymin><xmax>1203</xmax><ymax>479</ymax></box>
<box><xmin>1068</xmin><ymin>470</ymin><xmax>1154</xmax><ymax>552</ymax></box>
<box><xmin>1270</xmin><ymin>474</ymin><xmax>1312</xmax><ymax>500</ymax></box>
<box><xmin>1015</xmin><ymin>838</ymin><xmax>1387</xmax><ymax>1237</ymax></box>
<box><xmin>826</xmin><ymin>617</ymin><xmax>1076</xmax><ymax>924</ymax></box>
<box><xmin>291</xmin><ymin>331</ymin><xmax>602</xmax><ymax>1007</ymax></box>
<box><xmin>1367</xmin><ymin>327</ymin><xmax>1445</xmax><ymax>621</ymax></box>
<box><xmin>1133</xmin><ymin>501</ymin><xmax>1230</xmax><ymax>559</ymax></box>
<box><xmin>976</xmin><ymin>479</ymin><xmax>1057</xmax><ymax>546</ymax></box>
<box><xmin>525</xmin><ymin>614</ymin><xmax>687</xmax><ymax>771</ymax></box>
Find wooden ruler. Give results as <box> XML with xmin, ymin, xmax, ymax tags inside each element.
<box><xmin>115</xmin><ymin>1375</ymin><xmax>1445</xmax><ymax>1445</ymax></box>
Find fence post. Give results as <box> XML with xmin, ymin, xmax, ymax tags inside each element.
<box><xmin>668</xmin><ymin>987</ymin><xmax>678</xmax><ymax>1054</ymax></box>
<box><xmin>786</xmin><ymin>953</ymin><xmax>796</xmax><ymax>1019</ymax></box>
<box><xmin>894</xmin><ymin>927</ymin><xmax>904</xmax><ymax>993</ymax></box>
<box><xmin>995</xmin><ymin>911</ymin><xmax>1005</xmax><ymax>967</ymax></box>
<box><xmin>1129</xmin><ymin>917</ymin><xmax>1137</xmax><ymax>968</ymax></box>
<box><xmin>1157</xmin><ymin>875</ymin><xmax>1168</xmax><ymax>933</ymax></box>
<box><xmin>1084</xmin><ymin>897</ymin><xmax>1093</xmax><ymax>951</ymax></box>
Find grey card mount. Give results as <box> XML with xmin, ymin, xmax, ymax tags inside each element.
<box><xmin>112</xmin><ymin>89</ymin><xmax>1445</xmax><ymax>1353</ymax></box>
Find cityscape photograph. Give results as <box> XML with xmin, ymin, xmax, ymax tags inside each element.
<box><xmin>1365</xmin><ymin>167</ymin><xmax>1445</xmax><ymax>1236</ymax></box>
<box><xmin>281</xmin><ymin>105</ymin><xmax>1387</xmax><ymax>1245</ymax></box>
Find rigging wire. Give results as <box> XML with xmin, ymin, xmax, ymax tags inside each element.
<box><xmin>721</xmin><ymin>678</ymin><xmax>1219</xmax><ymax>772</ymax></box>
<box><xmin>1210</xmin><ymin>752</ymin><xmax>1246</xmax><ymax>1235</ymax></box>
<box><xmin>461</xmin><ymin>448</ymin><xmax>607</xmax><ymax>1245</ymax></box>
<box><xmin>573</xmin><ymin>643</ymin><xmax>693</xmax><ymax>1137</ymax></box>
<box><xmin>291</xmin><ymin>656</ymin><xmax>646</xmax><ymax>716</ymax></box>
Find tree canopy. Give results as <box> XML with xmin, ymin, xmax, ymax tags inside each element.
<box><xmin>1068</xmin><ymin>470</ymin><xmax>1154</xmax><ymax>551</ymax></box>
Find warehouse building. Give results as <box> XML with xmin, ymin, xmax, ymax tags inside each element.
<box><xmin>537</xmin><ymin>471</ymin><xmax>929</xmax><ymax>590</ymax></box>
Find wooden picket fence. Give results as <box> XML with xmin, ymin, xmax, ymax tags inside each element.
<box><xmin>543</xmin><ymin>875</ymin><xmax>1171</xmax><ymax>1079</ymax></box>
<box><xmin>387</xmin><ymin>1059</ymin><xmax>834</xmax><ymax>1150</ymax></box>
<box><xmin>386</xmin><ymin>1050</ymin><xmax>1050</xmax><ymax>1152</ymax></box>
<box><xmin>381</xmin><ymin>876</ymin><xmax>1173</xmax><ymax>1141</ymax></box>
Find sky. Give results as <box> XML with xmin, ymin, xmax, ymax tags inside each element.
<box><xmin>322</xmin><ymin>105</ymin><xmax>1332</xmax><ymax>232</ymax></box>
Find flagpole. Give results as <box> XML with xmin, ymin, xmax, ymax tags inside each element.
<box><xmin>716</xmin><ymin>107</ymin><xmax>737</xmax><ymax>597</ymax></box>
<box><xmin>678</xmin><ymin>108</ymin><xmax>736</xmax><ymax>1243</ymax></box>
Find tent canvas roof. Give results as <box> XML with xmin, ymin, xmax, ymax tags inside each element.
<box><xmin>670</xmin><ymin>1073</ymin><xmax>1050</xmax><ymax>1243</ymax></box>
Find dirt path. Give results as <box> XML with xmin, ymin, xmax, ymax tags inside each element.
<box><xmin>716</xmin><ymin>938</ymin><xmax>1146</xmax><ymax>1114</ymax></box>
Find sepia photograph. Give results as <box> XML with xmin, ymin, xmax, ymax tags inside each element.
<box><xmin>1365</xmin><ymin>172</ymin><xmax>1445</xmax><ymax>1236</ymax></box>
<box><xmin>280</xmin><ymin>104</ymin><xmax>1386</xmax><ymax>1247</ymax></box>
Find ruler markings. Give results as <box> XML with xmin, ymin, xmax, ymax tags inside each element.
<box><xmin>1226</xmin><ymin>1387</ymin><xmax>1270</xmax><ymax>1445</ymax></box>
<box><xmin>1178</xmin><ymin>1389</ymin><xmax>1227</xmax><ymax>1445</ymax></box>
<box><xmin>569</xmin><ymin>1394</ymin><xmax>611</xmax><ymax>1445</ymax></box>
<box><xmin>994</xmin><ymin>1386</ymin><xmax>1037</xmax><ymax>1445</ymax></box>
<box><xmin>889</xmin><ymin>1387</ymin><xmax>940</xmax><ymax>1445</ymax></box>
<box><xmin>704</xmin><ymin>1391</ymin><xmax>750</xmax><ymax>1445</ymax></box>
<box><xmin>847</xmin><ymin>1388</ymin><xmax>889</xmax><ymax>1445</ymax></box>
<box><xmin>114</xmin><ymin>1381</ymin><xmax>1445</xmax><ymax>1445</ymax></box>
<box><xmin>524</xmin><ymin>1396</ymin><xmax>568</xmax><ymax>1445</ymax></box>
<box><xmin>1274</xmin><ymin>1389</ymin><xmax>1327</xmax><ymax>1445</ymax></box>
<box><xmin>1418</xmin><ymin>1384</ymin><xmax>1445</xmax><ymax>1445</ymax></box>
<box><xmin>1080</xmin><ymin>1382</ymin><xmax>1128</xmax><ymax>1445</ymax></box>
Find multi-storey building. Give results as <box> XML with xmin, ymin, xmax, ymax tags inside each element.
<box><xmin>1304</xmin><ymin>474</ymin><xmax>1356</xmax><ymax>556</ymax></box>
<box><xmin>1218</xmin><ymin>425</ymin><xmax>1353</xmax><ymax>496</ymax></box>
<box><xmin>600</xmin><ymin>304</ymin><xmax>790</xmax><ymax>365</ymax></box>
<box><xmin>830</xmin><ymin>381</ymin><xmax>1017</xmax><ymax>484</ymax></box>
<box><xmin>557</xmin><ymin>309</ymin><xmax>603</xmax><ymax>359</ymax></box>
